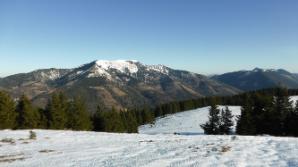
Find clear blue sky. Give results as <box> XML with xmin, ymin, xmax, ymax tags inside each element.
<box><xmin>0</xmin><ymin>0</ymin><xmax>297</xmax><ymax>77</ymax></box>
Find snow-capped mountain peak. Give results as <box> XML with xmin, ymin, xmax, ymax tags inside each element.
<box><xmin>95</xmin><ymin>60</ymin><xmax>139</xmax><ymax>74</ymax></box>
<box><xmin>85</xmin><ymin>60</ymin><xmax>172</xmax><ymax>79</ymax></box>
<box><xmin>85</xmin><ymin>60</ymin><xmax>140</xmax><ymax>78</ymax></box>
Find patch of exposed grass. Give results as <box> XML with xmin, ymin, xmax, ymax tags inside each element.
<box><xmin>221</xmin><ymin>146</ymin><xmax>231</xmax><ymax>153</ymax></box>
<box><xmin>0</xmin><ymin>153</ymin><xmax>25</xmax><ymax>163</ymax></box>
<box><xmin>39</xmin><ymin>150</ymin><xmax>55</xmax><ymax>153</ymax></box>
<box><xmin>0</xmin><ymin>138</ymin><xmax>15</xmax><ymax>144</ymax></box>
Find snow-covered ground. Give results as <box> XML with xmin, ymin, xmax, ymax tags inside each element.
<box><xmin>1</xmin><ymin>130</ymin><xmax>298</xmax><ymax>167</ymax></box>
<box><xmin>139</xmin><ymin>106</ymin><xmax>241</xmax><ymax>135</ymax></box>
<box><xmin>1</xmin><ymin>96</ymin><xmax>298</xmax><ymax>166</ymax></box>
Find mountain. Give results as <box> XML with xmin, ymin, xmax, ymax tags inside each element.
<box><xmin>212</xmin><ymin>68</ymin><xmax>298</xmax><ymax>91</ymax></box>
<box><xmin>0</xmin><ymin>60</ymin><xmax>239</xmax><ymax>111</ymax></box>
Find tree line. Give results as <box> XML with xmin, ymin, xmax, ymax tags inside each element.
<box><xmin>0</xmin><ymin>91</ymin><xmax>154</xmax><ymax>133</ymax></box>
<box><xmin>236</xmin><ymin>88</ymin><xmax>298</xmax><ymax>136</ymax></box>
<box><xmin>1</xmin><ymin>87</ymin><xmax>298</xmax><ymax>136</ymax></box>
<box><xmin>200</xmin><ymin>88</ymin><xmax>298</xmax><ymax>137</ymax></box>
<box><xmin>152</xmin><ymin>88</ymin><xmax>298</xmax><ymax>122</ymax></box>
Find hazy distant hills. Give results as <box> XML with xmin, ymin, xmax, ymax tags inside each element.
<box><xmin>0</xmin><ymin>60</ymin><xmax>239</xmax><ymax>110</ymax></box>
<box><xmin>212</xmin><ymin>68</ymin><xmax>298</xmax><ymax>91</ymax></box>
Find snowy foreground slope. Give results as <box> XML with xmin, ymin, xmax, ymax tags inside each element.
<box><xmin>139</xmin><ymin>106</ymin><xmax>241</xmax><ymax>135</ymax></box>
<box><xmin>1</xmin><ymin>130</ymin><xmax>298</xmax><ymax>167</ymax></box>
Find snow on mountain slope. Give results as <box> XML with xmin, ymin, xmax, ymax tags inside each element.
<box><xmin>1</xmin><ymin>130</ymin><xmax>298</xmax><ymax>167</ymax></box>
<box><xmin>139</xmin><ymin>106</ymin><xmax>241</xmax><ymax>135</ymax></box>
<box><xmin>95</xmin><ymin>60</ymin><xmax>139</xmax><ymax>74</ymax></box>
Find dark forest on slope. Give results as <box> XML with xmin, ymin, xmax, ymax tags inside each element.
<box><xmin>1</xmin><ymin>88</ymin><xmax>298</xmax><ymax>136</ymax></box>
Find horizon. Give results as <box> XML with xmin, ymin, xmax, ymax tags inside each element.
<box><xmin>1</xmin><ymin>0</ymin><xmax>298</xmax><ymax>76</ymax></box>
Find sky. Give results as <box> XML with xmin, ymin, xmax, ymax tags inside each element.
<box><xmin>0</xmin><ymin>0</ymin><xmax>297</xmax><ymax>77</ymax></box>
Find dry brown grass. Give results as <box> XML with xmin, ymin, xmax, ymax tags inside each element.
<box><xmin>39</xmin><ymin>150</ymin><xmax>55</xmax><ymax>153</ymax></box>
<box><xmin>221</xmin><ymin>146</ymin><xmax>231</xmax><ymax>153</ymax></box>
<box><xmin>0</xmin><ymin>153</ymin><xmax>25</xmax><ymax>163</ymax></box>
<box><xmin>0</xmin><ymin>138</ymin><xmax>15</xmax><ymax>145</ymax></box>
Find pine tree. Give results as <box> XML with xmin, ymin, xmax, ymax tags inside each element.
<box><xmin>47</xmin><ymin>93</ymin><xmax>68</xmax><ymax>129</ymax></box>
<box><xmin>92</xmin><ymin>106</ymin><xmax>105</xmax><ymax>131</ymax></box>
<box><xmin>219</xmin><ymin>106</ymin><xmax>234</xmax><ymax>135</ymax></box>
<box><xmin>0</xmin><ymin>91</ymin><xmax>16</xmax><ymax>129</ymax></box>
<box><xmin>67</xmin><ymin>97</ymin><xmax>92</xmax><ymax>131</ymax></box>
<box><xmin>102</xmin><ymin>108</ymin><xmax>125</xmax><ymax>132</ymax></box>
<box><xmin>37</xmin><ymin>108</ymin><xmax>48</xmax><ymax>129</ymax></box>
<box><xmin>272</xmin><ymin>88</ymin><xmax>292</xmax><ymax>136</ymax></box>
<box><xmin>294</xmin><ymin>102</ymin><xmax>298</xmax><ymax>136</ymax></box>
<box><xmin>236</xmin><ymin>97</ymin><xmax>256</xmax><ymax>135</ymax></box>
<box><xmin>251</xmin><ymin>93</ymin><xmax>274</xmax><ymax>135</ymax></box>
<box><xmin>200</xmin><ymin>102</ymin><xmax>220</xmax><ymax>135</ymax></box>
<box><xmin>141</xmin><ymin>107</ymin><xmax>154</xmax><ymax>124</ymax></box>
<box><xmin>284</xmin><ymin>100</ymin><xmax>298</xmax><ymax>136</ymax></box>
<box><xmin>122</xmin><ymin>110</ymin><xmax>138</xmax><ymax>133</ymax></box>
<box><xmin>16</xmin><ymin>95</ymin><xmax>39</xmax><ymax>129</ymax></box>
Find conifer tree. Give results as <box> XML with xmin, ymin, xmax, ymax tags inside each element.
<box><xmin>47</xmin><ymin>93</ymin><xmax>68</xmax><ymax>129</ymax></box>
<box><xmin>37</xmin><ymin>108</ymin><xmax>48</xmax><ymax>129</ymax></box>
<box><xmin>16</xmin><ymin>95</ymin><xmax>39</xmax><ymax>129</ymax></box>
<box><xmin>92</xmin><ymin>106</ymin><xmax>105</xmax><ymax>131</ymax></box>
<box><xmin>272</xmin><ymin>88</ymin><xmax>292</xmax><ymax>136</ymax></box>
<box><xmin>141</xmin><ymin>107</ymin><xmax>154</xmax><ymax>124</ymax></box>
<box><xmin>67</xmin><ymin>97</ymin><xmax>92</xmax><ymax>131</ymax></box>
<box><xmin>284</xmin><ymin>100</ymin><xmax>298</xmax><ymax>136</ymax></box>
<box><xmin>122</xmin><ymin>110</ymin><xmax>138</xmax><ymax>133</ymax></box>
<box><xmin>102</xmin><ymin>108</ymin><xmax>125</xmax><ymax>132</ymax></box>
<box><xmin>200</xmin><ymin>102</ymin><xmax>220</xmax><ymax>135</ymax></box>
<box><xmin>236</xmin><ymin>97</ymin><xmax>256</xmax><ymax>135</ymax></box>
<box><xmin>219</xmin><ymin>106</ymin><xmax>234</xmax><ymax>135</ymax></box>
<box><xmin>0</xmin><ymin>91</ymin><xmax>16</xmax><ymax>129</ymax></box>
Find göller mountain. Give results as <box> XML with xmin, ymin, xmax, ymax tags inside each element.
<box><xmin>0</xmin><ymin>60</ymin><xmax>239</xmax><ymax>111</ymax></box>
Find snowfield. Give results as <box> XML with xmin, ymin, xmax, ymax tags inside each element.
<box><xmin>139</xmin><ymin>106</ymin><xmax>241</xmax><ymax>135</ymax></box>
<box><xmin>1</xmin><ymin>130</ymin><xmax>298</xmax><ymax>167</ymax></box>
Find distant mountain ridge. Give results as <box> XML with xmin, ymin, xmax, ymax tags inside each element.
<box><xmin>212</xmin><ymin>68</ymin><xmax>298</xmax><ymax>91</ymax></box>
<box><xmin>0</xmin><ymin>60</ymin><xmax>240</xmax><ymax>111</ymax></box>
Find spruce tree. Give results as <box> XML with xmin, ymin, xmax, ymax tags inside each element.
<box><xmin>92</xmin><ymin>106</ymin><xmax>105</xmax><ymax>131</ymax></box>
<box><xmin>272</xmin><ymin>88</ymin><xmax>292</xmax><ymax>136</ymax></box>
<box><xmin>102</xmin><ymin>108</ymin><xmax>125</xmax><ymax>132</ymax></box>
<box><xmin>141</xmin><ymin>107</ymin><xmax>154</xmax><ymax>124</ymax></box>
<box><xmin>0</xmin><ymin>91</ymin><xmax>16</xmax><ymax>129</ymax></box>
<box><xmin>236</xmin><ymin>97</ymin><xmax>256</xmax><ymax>135</ymax></box>
<box><xmin>47</xmin><ymin>93</ymin><xmax>68</xmax><ymax>129</ymax></box>
<box><xmin>16</xmin><ymin>95</ymin><xmax>39</xmax><ymax>129</ymax></box>
<box><xmin>67</xmin><ymin>97</ymin><xmax>92</xmax><ymax>131</ymax></box>
<box><xmin>284</xmin><ymin>100</ymin><xmax>298</xmax><ymax>136</ymax></box>
<box><xmin>122</xmin><ymin>110</ymin><xmax>138</xmax><ymax>133</ymax></box>
<box><xmin>219</xmin><ymin>106</ymin><xmax>234</xmax><ymax>135</ymax></box>
<box><xmin>37</xmin><ymin>108</ymin><xmax>48</xmax><ymax>129</ymax></box>
<box><xmin>200</xmin><ymin>102</ymin><xmax>220</xmax><ymax>135</ymax></box>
